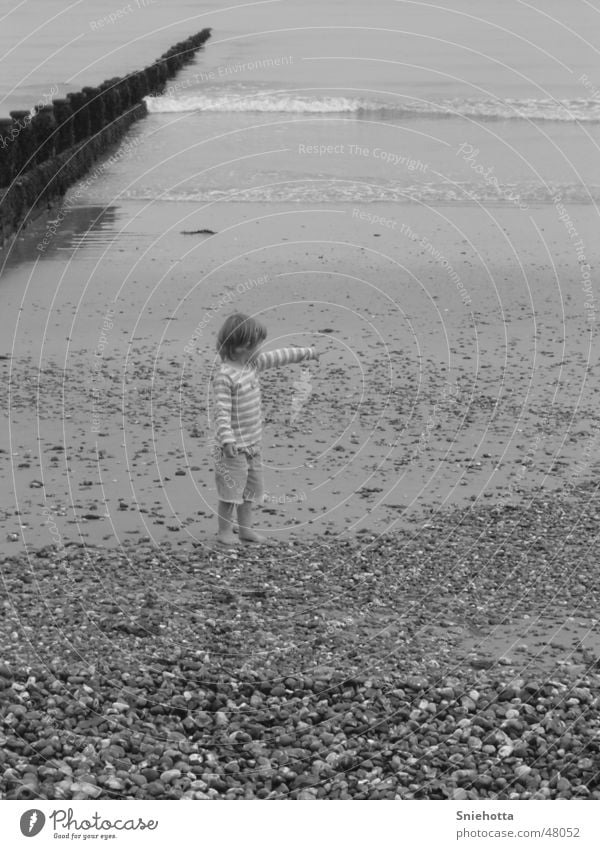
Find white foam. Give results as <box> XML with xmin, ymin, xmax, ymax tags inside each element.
<box><xmin>144</xmin><ymin>92</ymin><xmax>600</xmax><ymax>122</ymax></box>
<box><xmin>116</xmin><ymin>180</ymin><xmax>600</xmax><ymax>206</ymax></box>
<box><xmin>145</xmin><ymin>93</ymin><xmax>367</xmax><ymax>114</ymax></box>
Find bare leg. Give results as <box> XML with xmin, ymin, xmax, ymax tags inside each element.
<box><xmin>237</xmin><ymin>500</ymin><xmax>268</xmax><ymax>543</ymax></box>
<box><xmin>217</xmin><ymin>500</ymin><xmax>238</xmax><ymax>545</ymax></box>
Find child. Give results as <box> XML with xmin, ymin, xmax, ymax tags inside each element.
<box><xmin>210</xmin><ymin>312</ymin><xmax>319</xmax><ymax>546</ymax></box>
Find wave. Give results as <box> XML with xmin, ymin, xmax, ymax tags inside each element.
<box><xmin>116</xmin><ymin>180</ymin><xmax>600</xmax><ymax>206</ymax></box>
<box><xmin>145</xmin><ymin>92</ymin><xmax>600</xmax><ymax>122</ymax></box>
<box><xmin>146</xmin><ymin>93</ymin><xmax>369</xmax><ymax>114</ymax></box>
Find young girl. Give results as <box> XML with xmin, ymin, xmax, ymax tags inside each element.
<box><xmin>210</xmin><ymin>312</ymin><xmax>319</xmax><ymax>546</ymax></box>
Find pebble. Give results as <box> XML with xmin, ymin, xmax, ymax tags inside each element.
<box><xmin>70</xmin><ymin>781</ymin><xmax>102</xmax><ymax>798</ymax></box>
<box><xmin>1</xmin><ymin>495</ymin><xmax>599</xmax><ymax>800</ymax></box>
<box><xmin>515</xmin><ymin>765</ymin><xmax>532</xmax><ymax>778</ymax></box>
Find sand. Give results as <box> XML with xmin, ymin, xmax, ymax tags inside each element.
<box><xmin>2</xmin><ymin>197</ymin><xmax>600</xmax><ymax>801</ymax></box>
<box><xmin>0</xmin><ymin>200</ymin><xmax>598</xmax><ymax>556</ymax></box>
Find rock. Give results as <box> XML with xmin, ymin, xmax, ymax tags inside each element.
<box><xmin>312</xmin><ymin>666</ymin><xmax>337</xmax><ymax>680</ymax></box>
<box><xmin>404</xmin><ymin>676</ymin><xmax>429</xmax><ymax>691</ymax></box>
<box><xmin>514</xmin><ymin>765</ymin><xmax>532</xmax><ymax>778</ymax></box>
<box><xmin>470</xmin><ymin>658</ymin><xmax>494</xmax><ymax>670</ymax></box>
<box><xmin>70</xmin><ymin>781</ymin><xmax>102</xmax><ymax>798</ymax></box>
<box><xmin>436</xmin><ymin>687</ymin><xmax>455</xmax><ymax>701</ymax></box>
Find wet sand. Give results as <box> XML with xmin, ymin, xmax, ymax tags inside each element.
<box><xmin>0</xmin><ymin>200</ymin><xmax>598</xmax><ymax>557</ymax></box>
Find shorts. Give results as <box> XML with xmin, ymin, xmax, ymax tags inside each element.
<box><xmin>212</xmin><ymin>443</ymin><xmax>264</xmax><ymax>504</ymax></box>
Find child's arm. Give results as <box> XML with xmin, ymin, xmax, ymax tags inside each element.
<box><xmin>253</xmin><ymin>346</ymin><xmax>317</xmax><ymax>372</ymax></box>
<box><xmin>212</xmin><ymin>372</ymin><xmax>236</xmax><ymax>448</ymax></box>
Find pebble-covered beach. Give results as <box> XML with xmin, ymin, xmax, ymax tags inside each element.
<box><xmin>2</xmin><ymin>481</ymin><xmax>599</xmax><ymax>800</ymax></box>
<box><xmin>2</xmin><ymin>0</ymin><xmax>600</xmax><ymax>811</ymax></box>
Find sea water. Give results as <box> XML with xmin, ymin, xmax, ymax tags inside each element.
<box><xmin>1</xmin><ymin>0</ymin><xmax>599</xmax><ymax>209</ymax></box>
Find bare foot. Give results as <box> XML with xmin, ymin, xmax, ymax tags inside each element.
<box><xmin>239</xmin><ymin>531</ymin><xmax>276</xmax><ymax>545</ymax></box>
<box><xmin>215</xmin><ymin>534</ymin><xmax>239</xmax><ymax>547</ymax></box>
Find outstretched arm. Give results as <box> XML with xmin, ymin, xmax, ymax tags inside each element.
<box><xmin>212</xmin><ymin>372</ymin><xmax>236</xmax><ymax>446</ymax></box>
<box><xmin>253</xmin><ymin>346</ymin><xmax>316</xmax><ymax>372</ymax></box>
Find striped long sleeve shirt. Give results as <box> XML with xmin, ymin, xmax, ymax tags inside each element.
<box><xmin>210</xmin><ymin>347</ymin><xmax>316</xmax><ymax>450</ymax></box>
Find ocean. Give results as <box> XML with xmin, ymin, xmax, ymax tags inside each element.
<box><xmin>2</xmin><ymin>0</ymin><xmax>599</xmax><ymax>208</ymax></box>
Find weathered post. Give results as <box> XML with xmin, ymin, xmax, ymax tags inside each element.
<box><xmin>0</xmin><ymin>118</ymin><xmax>17</xmax><ymax>185</ymax></box>
<box><xmin>67</xmin><ymin>91</ymin><xmax>90</xmax><ymax>143</ymax></box>
<box><xmin>31</xmin><ymin>103</ymin><xmax>57</xmax><ymax>164</ymax></box>
<box><xmin>82</xmin><ymin>86</ymin><xmax>105</xmax><ymax>135</ymax></box>
<box><xmin>99</xmin><ymin>80</ymin><xmax>119</xmax><ymax>125</ymax></box>
<box><xmin>9</xmin><ymin>110</ymin><xmax>34</xmax><ymax>173</ymax></box>
<box><xmin>155</xmin><ymin>58</ymin><xmax>169</xmax><ymax>93</ymax></box>
<box><xmin>52</xmin><ymin>98</ymin><xmax>75</xmax><ymax>153</ymax></box>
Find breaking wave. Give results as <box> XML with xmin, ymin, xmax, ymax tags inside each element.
<box><xmin>145</xmin><ymin>92</ymin><xmax>600</xmax><ymax>123</ymax></box>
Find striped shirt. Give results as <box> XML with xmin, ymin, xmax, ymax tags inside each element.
<box><xmin>210</xmin><ymin>347</ymin><xmax>316</xmax><ymax>450</ymax></box>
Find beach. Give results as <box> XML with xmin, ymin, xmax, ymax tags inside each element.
<box><xmin>1</xmin><ymin>200</ymin><xmax>598</xmax><ymax>553</ymax></box>
<box><xmin>1</xmin><ymin>483</ymin><xmax>600</xmax><ymax>800</ymax></box>
<box><xmin>1</xmin><ymin>0</ymin><xmax>600</xmax><ymax>809</ymax></box>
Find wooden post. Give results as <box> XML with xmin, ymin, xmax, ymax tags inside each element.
<box><xmin>52</xmin><ymin>98</ymin><xmax>75</xmax><ymax>153</ymax></box>
<box><xmin>9</xmin><ymin>110</ymin><xmax>34</xmax><ymax>173</ymax></box>
<box><xmin>67</xmin><ymin>91</ymin><xmax>90</xmax><ymax>142</ymax></box>
<box><xmin>117</xmin><ymin>77</ymin><xmax>132</xmax><ymax>115</ymax></box>
<box><xmin>31</xmin><ymin>104</ymin><xmax>57</xmax><ymax>164</ymax></box>
<box><xmin>0</xmin><ymin>118</ymin><xmax>16</xmax><ymax>186</ymax></box>
<box><xmin>82</xmin><ymin>86</ymin><xmax>106</xmax><ymax>134</ymax></box>
<box><xmin>99</xmin><ymin>80</ymin><xmax>119</xmax><ymax>124</ymax></box>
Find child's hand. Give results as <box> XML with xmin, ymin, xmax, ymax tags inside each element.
<box><xmin>223</xmin><ymin>443</ymin><xmax>237</xmax><ymax>458</ymax></box>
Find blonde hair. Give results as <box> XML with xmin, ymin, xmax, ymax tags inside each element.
<box><xmin>216</xmin><ymin>313</ymin><xmax>267</xmax><ymax>361</ymax></box>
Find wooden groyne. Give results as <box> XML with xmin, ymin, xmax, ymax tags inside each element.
<box><xmin>0</xmin><ymin>28</ymin><xmax>212</xmax><ymax>246</ymax></box>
